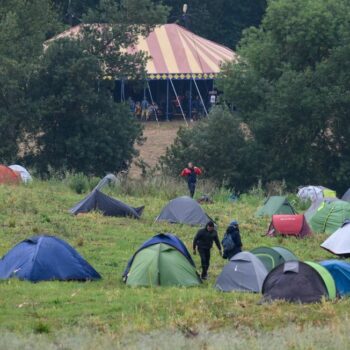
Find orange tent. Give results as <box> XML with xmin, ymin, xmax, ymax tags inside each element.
<box><xmin>0</xmin><ymin>165</ymin><xmax>20</xmax><ymax>185</ymax></box>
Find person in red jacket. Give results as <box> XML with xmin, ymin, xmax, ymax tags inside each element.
<box><xmin>180</xmin><ymin>162</ymin><xmax>202</xmax><ymax>198</ymax></box>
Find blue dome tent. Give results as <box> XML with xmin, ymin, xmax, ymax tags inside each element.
<box><xmin>320</xmin><ymin>260</ymin><xmax>350</xmax><ymax>296</ymax></box>
<box><xmin>0</xmin><ymin>235</ymin><xmax>101</xmax><ymax>282</ymax></box>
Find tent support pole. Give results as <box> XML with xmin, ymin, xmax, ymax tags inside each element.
<box><xmin>169</xmin><ymin>79</ymin><xmax>188</xmax><ymax>126</ymax></box>
<box><xmin>192</xmin><ymin>78</ymin><xmax>208</xmax><ymax>117</ymax></box>
<box><xmin>146</xmin><ymin>80</ymin><xmax>160</xmax><ymax>126</ymax></box>
<box><xmin>189</xmin><ymin>79</ymin><xmax>192</xmax><ymax>120</ymax></box>
<box><xmin>166</xmin><ymin>79</ymin><xmax>169</xmax><ymax>121</ymax></box>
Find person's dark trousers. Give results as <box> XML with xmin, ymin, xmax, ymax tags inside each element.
<box><xmin>188</xmin><ymin>182</ymin><xmax>196</xmax><ymax>198</ymax></box>
<box><xmin>198</xmin><ymin>248</ymin><xmax>211</xmax><ymax>279</ymax></box>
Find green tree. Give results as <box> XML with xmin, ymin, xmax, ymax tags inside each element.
<box><xmin>31</xmin><ymin>40</ymin><xmax>142</xmax><ymax>175</ymax></box>
<box><xmin>161</xmin><ymin>107</ymin><xmax>258</xmax><ymax>191</ymax></box>
<box><xmin>0</xmin><ymin>0</ymin><xmax>61</xmax><ymax>163</ymax></box>
<box><xmin>219</xmin><ymin>0</ymin><xmax>350</xmax><ymax>192</ymax></box>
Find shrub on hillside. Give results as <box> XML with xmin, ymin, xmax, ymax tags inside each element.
<box><xmin>68</xmin><ymin>173</ymin><xmax>89</xmax><ymax>194</ymax></box>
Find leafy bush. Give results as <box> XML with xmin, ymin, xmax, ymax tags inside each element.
<box><xmin>68</xmin><ymin>173</ymin><xmax>89</xmax><ymax>194</ymax></box>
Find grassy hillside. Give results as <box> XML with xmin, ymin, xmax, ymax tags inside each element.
<box><xmin>0</xmin><ymin>179</ymin><xmax>349</xmax><ymax>349</ymax></box>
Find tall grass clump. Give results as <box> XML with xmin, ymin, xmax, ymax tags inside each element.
<box><xmin>67</xmin><ymin>173</ymin><xmax>89</xmax><ymax>194</ymax></box>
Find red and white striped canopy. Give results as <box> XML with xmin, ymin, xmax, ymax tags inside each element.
<box><xmin>50</xmin><ymin>23</ymin><xmax>236</xmax><ymax>80</ymax></box>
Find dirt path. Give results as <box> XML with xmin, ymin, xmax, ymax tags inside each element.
<box><xmin>129</xmin><ymin>121</ymin><xmax>185</xmax><ymax>177</ymax></box>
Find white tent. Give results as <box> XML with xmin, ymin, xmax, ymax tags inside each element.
<box><xmin>9</xmin><ymin>165</ymin><xmax>32</xmax><ymax>183</ymax></box>
<box><xmin>321</xmin><ymin>220</ymin><xmax>350</xmax><ymax>257</ymax></box>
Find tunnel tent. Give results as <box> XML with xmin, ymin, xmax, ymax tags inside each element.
<box><xmin>0</xmin><ymin>165</ymin><xmax>20</xmax><ymax>185</ymax></box>
<box><xmin>321</xmin><ymin>220</ymin><xmax>350</xmax><ymax>257</ymax></box>
<box><xmin>308</xmin><ymin>200</ymin><xmax>350</xmax><ymax>234</ymax></box>
<box><xmin>320</xmin><ymin>260</ymin><xmax>350</xmax><ymax>296</ymax></box>
<box><xmin>123</xmin><ymin>233</ymin><xmax>200</xmax><ymax>287</ymax></box>
<box><xmin>0</xmin><ymin>235</ymin><xmax>101</xmax><ymax>282</ymax></box>
<box><xmin>155</xmin><ymin>196</ymin><xmax>214</xmax><ymax>226</ymax></box>
<box><xmin>304</xmin><ymin>197</ymin><xmax>339</xmax><ymax>222</ymax></box>
<box><xmin>70</xmin><ymin>189</ymin><xmax>144</xmax><ymax>218</ymax></box>
<box><xmin>250</xmin><ymin>246</ymin><xmax>297</xmax><ymax>272</ymax></box>
<box><xmin>267</xmin><ymin>214</ymin><xmax>312</xmax><ymax>238</ymax></box>
<box><xmin>262</xmin><ymin>261</ymin><xmax>336</xmax><ymax>303</ymax></box>
<box><xmin>215</xmin><ymin>252</ymin><xmax>268</xmax><ymax>293</ymax></box>
<box><xmin>256</xmin><ymin>196</ymin><xmax>296</xmax><ymax>217</ymax></box>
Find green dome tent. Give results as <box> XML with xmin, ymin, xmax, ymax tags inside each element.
<box><xmin>124</xmin><ymin>234</ymin><xmax>201</xmax><ymax>287</ymax></box>
<box><xmin>256</xmin><ymin>196</ymin><xmax>296</xmax><ymax>217</ymax></box>
<box><xmin>250</xmin><ymin>246</ymin><xmax>297</xmax><ymax>272</ymax></box>
<box><xmin>308</xmin><ymin>200</ymin><xmax>350</xmax><ymax>234</ymax></box>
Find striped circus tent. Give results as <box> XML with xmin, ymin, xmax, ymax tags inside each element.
<box><xmin>127</xmin><ymin>23</ymin><xmax>236</xmax><ymax>80</ymax></box>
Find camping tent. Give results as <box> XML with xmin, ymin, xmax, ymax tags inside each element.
<box><xmin>9</xmin><ymin>165</ymin><xmax>32</xmax><ymax>183</ymax></box>
<box><xmin>250</xmin><ymin>246</ymin><xmax>297</xmax><ymax>272</ymax></box>
<box><xmin>70</xmin><ymin>189</ymin><xmax>144</xmax><ymax>218</ymax></box>
<box><xmin>262</xmin><ymin>261</ymin><xmax>336</xmax><ymax>303</ymax></box>
<box><xmin>155</xmin><ymin>196</ymin><xmax>213</xmax><ymax>226</ymax></box>
<box><xmin>267</xmin><ymin>214</ymin><xmax>312</xmax><ymax>238</ymax></box>
<box><xmin>0</xmin><ymin>165</ymin><xmax>20</xmax><ymax>185</ymax></box>
<box><xmin>342</xmin><ymin>189</ymin><xmax>350</xmax><ymax>202</ymax></box>
<box><xmin>320</xmin><ymin>260</ymin><xmax>350</xmax><ymax>296</ymax></box>
<box><xmin>123</xmin><ymin>233</ymin><xmax>201</xmax><ymax>287</ymax></box>
<box><xmin>304</xmin><ymin>197</ymin><xmax>339</xmax><ymax>222</ymax></box>
<box><xmin>215</xmin><ymin>252</ymin><xmax>268</xmax><ymax>292</ymax></box>
<box><xmin>0</xmin><ymin>235</ymin><xmax>101</xmax><ymax>282</ymax></box>
<box><xmin>297</xmin><ymin>186</ymin><xmax>336</xmax><ymax>202</ymax></box>
<box><xmin>320</xmin><ymin>220</ymin><xmax>350</xmax><ymax>256</ymax></box>
<box><xmin>256</xmin><ymin>196</ymin><xmax>296</xmax><ymax>217</ymax></box>
<box><xmin>308</xmin><ymin>200</ymin><xmax>350</xmax><ymax>234</ymax></box>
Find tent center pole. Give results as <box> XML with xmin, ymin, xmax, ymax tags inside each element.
<box><xmin>169</xmin><ymin>79</ymin><xmax>188</xmax><ymax>126</ymax></box>
<box><xmin>192</xmin><ymin>78</ymin><xmax>208</xmax><ymax>117</ymax></box>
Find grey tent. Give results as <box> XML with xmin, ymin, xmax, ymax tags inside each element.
<box><xmin>321</xmin><ymin>220</ymin><xmax>350</xmax><ymax>257</ymax></box>
<box><xmin>304</xmin><ymin>197</ymin><xmax>339</xmax><ymax>221</ymax></box>
<box><xmin>342</xmin><ymin>189</ymin><xmax>350</xmax><ymax>202</ymax></box>
<box><xmin>215</xmin><ymin>252</ymin><xmax>268</xmax><ymax>292</ymax></box>
<box><xmin>94</xmin><ymin>174</ymin><xmax>118</xmax><ymax>191</ymax></box>
<box><xmin>70</xmin><ymin>189</ymin><xmax>144</xmax><ymax>218</ymax></box>
<box><xmin>155</xmin><ymin>196</ymin><xmax>213</xmax><ymax>226</ymax></box>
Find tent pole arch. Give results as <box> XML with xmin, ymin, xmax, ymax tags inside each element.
<box><xmin>192</xmin><ymin>78</ymin><xmax>208</xmax><ymax>117</ymax></box>
<box><xmin>146</xmin><ymin>80</ymin><xmax>160</xmax><ymax>126</ymax></box>
<box><xmin>169</xmin><ymin>79</ymin><xmax>188</xmax><ymax>126</ymax></box>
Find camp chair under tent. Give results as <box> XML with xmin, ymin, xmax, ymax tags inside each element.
<box><xmin>266</xmin><ymin>214</ymin><xmax>312</xmax><ymax>238</ymax></box>
<box><xmin>215</xmin><ymin>252</ymin><xmax>268</xmax><ymax>293</ymax></box>
<box><xmin>0</xmin><ymin>165</ymin><xmax>20</xmax><ymax>185</ymax></box>
<box><xmin>250</xmin><ymin>246</ymin><xmax>297</xmax><ymax>272</ymax></box>
<box><xmin>123</xmin><ymin>233</ymin><xmax>201</xmax><ymax>287</ymax></box>
<box><xmin>70</xmin><ymin>189</ymin><xmax>144</xmax><ymax>218</ymax></box>
<box><xmin>9</xmin><ymin>165</ymin><xmax>32</xmax><ymax>183</ymax></box>
<box><xmin>308</xmin><ymin>200</ymin><xmax>350</xmax><ymax>234</ymax></box>
<box><xmin>320</xmin><ymin>260</ymin><xmax>350</xmax><ymax>296</ymax></box>
<box><xmin>262</xmin><ymin>261</ymin><xmax>336</xmax><ymax>303</ymax></box>
<box><xmin>0</xmin><ymin>235</ymin><xmax>101</xmax><ymax>282</ymax></box>
<box><xmin>297</xmin><ymin>186</ymin><xmax>337</xmax><ymax>203</ymax></box>
<box><xmin>321</xmin><ymin>220</ymin><xmax>350</xmax><ymax>257</ymax></box>
<box><xmin>256</xmin><ymin>196</ymin><xmax>296</xmax><ymax>217</ymax></box>
<box><xmin>155</xmin><ymin>196</ymin><xmax>214</xmax><ymax>226</ymax></box>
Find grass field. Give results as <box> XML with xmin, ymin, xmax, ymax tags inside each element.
<box><xmin>0</xmin><ymin>179</ymin><xmax>349</xmax><ymax>349</ymax></box>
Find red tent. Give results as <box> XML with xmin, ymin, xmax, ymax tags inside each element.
<box><xmin>267</xmin><ymin>214</ymin><xmax>312</xmax><ymax>238</ymax></box>
<box><xmin>0</xmin><ymin>165</ymin><xmax>20</xmax><ymax>185</ymax></box>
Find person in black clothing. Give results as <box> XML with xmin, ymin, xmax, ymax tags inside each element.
<box><xmin>222</xmin><ymin>220</ymin><xmax>243</xmax><ymax>260</ymax></box>
<box><xmin>193</xmin><ymin>221</ymin><xmax>222</xmax><ymax>280</ymax></box>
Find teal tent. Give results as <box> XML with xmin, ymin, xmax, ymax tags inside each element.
<box><xmin>256</xmin><ymin>196</ymin><xmax>296</xmax><ymax>217</ymax></box>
